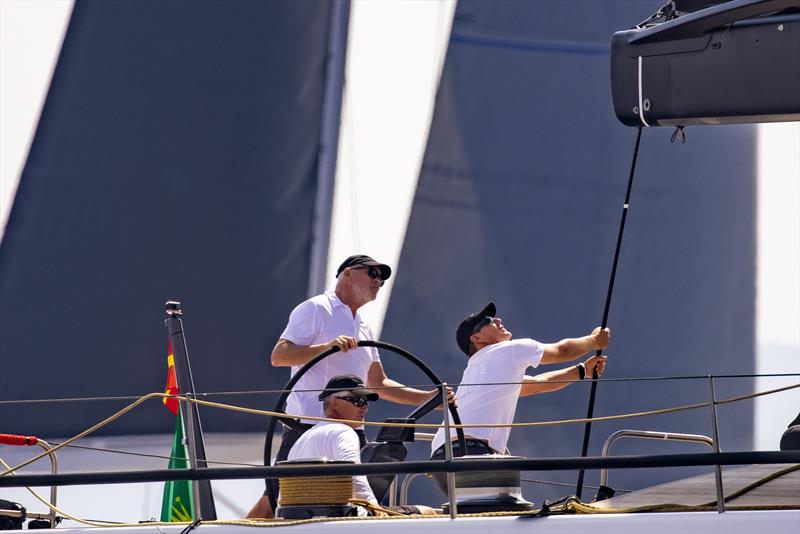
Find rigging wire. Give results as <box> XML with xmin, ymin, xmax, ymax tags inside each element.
<box><xmin>46</xmin><ymin>442</ymin><xmax>264</xmax><ymax>468</ymax></box>
<box><xmin>0</xmin><ymin>372</ymin><xmax>795</xmax><ymax>406</ymax></box>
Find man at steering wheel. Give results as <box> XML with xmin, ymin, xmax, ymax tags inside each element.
<box><xmin>246</xmin><ymin>255</ymin><xmax>454</xmax><ymax>519</ymax></box>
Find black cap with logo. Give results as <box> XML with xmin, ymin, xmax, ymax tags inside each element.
<box><xmin>335</xmin><ymin>255</ymin><xmax>392</xmax><ymax>281</ymax></box>
<box><xmin>318</xmin><ymin>374</ymin><xmax>379</xmax><ymax>401</ymax></box>
<box><xmin>456</xmin><ymin>302</ymin><xmax>496</xmax><ymax>356</ymax></box>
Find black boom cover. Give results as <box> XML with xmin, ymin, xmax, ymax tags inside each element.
<box><xmin>611</xmin><ymin>0</ymin><xmax>800</xmax><ymax>127</ymax></box>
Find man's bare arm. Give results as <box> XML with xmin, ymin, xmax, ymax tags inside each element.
<box><xmin>270</xmin><ymin>337</ymin><xmax>359</xmax><ymax>367</ymax></box>
<box><xmin>367</xmin><ymin>362</ymin><xmax>456</xmax><ymax>406</ymax></box>
<box><xmin>520</xmin><ymin>355</ymin><xmax>607</xmax><ymax>397</ymax></box>
<box><xmin>540</xmin><ymin>327</ymin><xmax>610</xmax><ymax>365</ymax></box>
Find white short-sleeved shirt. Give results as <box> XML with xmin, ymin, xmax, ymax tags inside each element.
<box><xmin>431</xmin><ymin>338</ymin><xmax>544</xmax><ymax>454</ymax></box>
<box><xmin>282</xmin><ymin>290</ymin><xmax>380</xmax><ymax>422</ymax></box>
<box><xmin>285</xmin><ymin>421</ymin><xmax>376</xmax><ymax>505</ymax></box>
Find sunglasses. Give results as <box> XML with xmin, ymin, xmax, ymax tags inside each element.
<box><xmin>472</xmin><ymin>316</ymin><xmax>494</xmax><ymax>334</ymax></box>
<box><xmin>334</xmin><ymin>395</ymin><xmax>370</xmax><ymax>407</ymax></box>
<box><xmin>351</xmin><ymin>266</ymin><xmax>385</xmax><ymax>287</ymax></box>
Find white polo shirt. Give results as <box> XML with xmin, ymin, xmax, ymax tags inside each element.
<box><xmin>431</xmin><ymin>338</ymin><xmax>544</xmax><ymax>454</ymax></box>
<box><xmin>285</xmin><ymin>421</ymin><xmax>376</xmax><ymax>504</ymax></box>
<box><xmin>282</xmin><ymin>290</ymin><xmax>380</xmax><ymax>422</ymax></box>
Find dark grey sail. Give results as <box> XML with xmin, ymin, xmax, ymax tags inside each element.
<box><xmin>0</xmin><ymin>0</ymin><xmax>348</xmax><ymax>436</ymax></box>
<box><xmin>381</xmin><ymin>0</ymin><xmax>756</xmax><ymax>504</ymax></box>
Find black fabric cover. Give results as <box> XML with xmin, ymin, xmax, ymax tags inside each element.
<box><xmin>379</xmin><ymin>0</ymin><xmax>756</xmax><ymax>503</ymax></box>
<box><xmin>0</xmin><ymin>0</ymin><xmax>339</xmax><ymax>435</ymax></box>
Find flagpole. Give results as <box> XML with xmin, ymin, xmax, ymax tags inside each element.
<box><xmin>165</xmin><ymin>301</ymin><xmax>217</xmax><ymax>520</ymax></box>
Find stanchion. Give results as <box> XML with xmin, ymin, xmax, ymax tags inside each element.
<box><xmin>442</xmin><ymin>383</ymin><xmax>457</xmax><ymax>519</ymax></box>
<box><xmin>708</xmin><ymin>375</ymin><xmax>725</xmax><ymax>513</ymax></box>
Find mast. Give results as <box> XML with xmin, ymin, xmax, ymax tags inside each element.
<box><xmin>308</xmin><ymin>0</ymin><xmax>351</xmax><ymax>296</ymax></box>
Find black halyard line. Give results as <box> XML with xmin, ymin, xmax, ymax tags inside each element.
<box><xmin>577</xmin><ymin>126</ymin><xmax>644</xmax><ymax>499</ymax></box>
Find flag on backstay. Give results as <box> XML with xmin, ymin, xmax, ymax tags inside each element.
<box><xmin>160</xmin><ymin>340</ymin><xmax>195</xmax><ymax>522</ymax></box>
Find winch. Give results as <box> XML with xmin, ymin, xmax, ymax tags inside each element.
<box><xmin>442</xmin><ymin>455</ymin><xmax>535</xmax><ymax>514</ymax></box>
<box><xmin>274</xmin><ymin>459</ymin><xmax>358</xmax><ymax>520</ymax></box>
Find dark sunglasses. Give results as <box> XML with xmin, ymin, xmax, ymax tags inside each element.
<box><xmin>352</xmin><ymin>266</ymin><xmax>385</xmax><ymax>287</ymax></box>
<box><xmin>335</xmin><ymin>395</ymin><xmax>369</xmax><ymax>407</ymax></box>
<box><xmin>472</xmin><ymin>315</ymin><xmax>494</xmax><ymax>334</ymax></box>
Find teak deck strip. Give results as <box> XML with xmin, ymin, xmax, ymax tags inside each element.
<box><xmin>592</xmin><ymin>463</ymin><xmax>800</xmax><ymax>509</ymax></box>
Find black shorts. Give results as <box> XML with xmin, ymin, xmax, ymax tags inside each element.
<box><xmin>379</xmin><ymin>505</ymin><xmax>422</xmax><ymax>515</ymax></box>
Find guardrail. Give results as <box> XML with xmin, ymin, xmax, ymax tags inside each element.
<box><xmin>0</xmin><ymin>435</ymin><xmax>58</xmax><ymax>527</ymax></box>
<box><xmin>600</xmin><ymin>429</ymin><xmax>715</xmax><ymax>487</ymax></box>
<box><xmin>1</xmin><ymin>450</ymin><xmax>797</xmax><ymax>489</ymax></box>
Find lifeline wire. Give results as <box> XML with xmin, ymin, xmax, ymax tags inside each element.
<box><xmin>3</xmin><ymin>382</ymin><xmax>796</xmax><ymax>478</ymax></box>
<box><xmin>47</xmin><ymin>372</ymin><xmax>800</xmax><ymax>476</ymax></box>
<box><xmin>0</xmin><ymin>372</ymin><xmax>796</xmax><ymax>406</ymax></box>
<box><xmin>2</xmin><ymin>385</ymin><xmax>795</xmax><ymax>526</ymax></box>
<box><xmin>17</xmin><ymin>384</ymin><xmax>800</xmax><ymax>474</ymax></box>
<box><xmin>48</xmin><ymin>442</ymin><xmax>264</xmax><ymax>468</ymax></box>
<box><xmin>577</xmin><ymin>126</ymin><xmax>644</xmax><ymax>499</ymax></box>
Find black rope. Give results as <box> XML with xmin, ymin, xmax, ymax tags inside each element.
<box><xmin>521</xmin><ymin>478</ymin><xmax>631</xmax><ymax>493</ymax></box>
<box><xmin>671</xmin><ymin>126</ymin><xmax>686</xmax><ymax>144</ymax></box>
<box><xmin>179</xmin><ymin>519</ymin><xmax>202</xmax><ymax>534</ymax></box>
<box><xmin>576</xmin><ymin>126</ymin><xmax>644</xmax><ymax>499</ymax></box>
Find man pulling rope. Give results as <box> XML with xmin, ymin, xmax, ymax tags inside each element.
<box><xmin>430</xmin><ymin>302</ymin><xmax>609</xmax><ymax>494</ymax></box>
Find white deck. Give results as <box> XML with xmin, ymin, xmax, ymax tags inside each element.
<box><xmin>8</xmin><ymin>510</ymin><xmax>797</xmax><ymax>534</ymax></box>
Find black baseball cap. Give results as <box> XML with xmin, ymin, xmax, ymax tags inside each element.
<box><xmin>318</xmin><ymin>374</ymin><xmax>379</xmax><ymax>401</ymax></box>
<box><xmin>456</xmin><ymin>302</ymin><xmax>496</xmax><ymax>356</ymax></box>
<box><xmin>335</xmin><ymin>255</ymin><xmax>391</xmax><ymax>281</ymax></box>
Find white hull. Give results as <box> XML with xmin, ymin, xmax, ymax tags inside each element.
<box><xmin>12</xmin><ymin>510</ymin><xmax>798</xmax><ymax>534</ymax></box>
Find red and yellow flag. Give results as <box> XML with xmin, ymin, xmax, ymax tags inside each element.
<box><xmin>163</xmin><ymin>340</ymin><xmax>180</xmax><ymax>415</ymax></box>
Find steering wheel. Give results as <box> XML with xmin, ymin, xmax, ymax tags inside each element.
<box><xmin>263</xmin><ymin>340</ymin><xmax>467</xmax><ymax>468</ymax></box>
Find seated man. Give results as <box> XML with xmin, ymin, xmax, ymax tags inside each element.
<box><xmin>430</xmin><ymin>302</ymin><xmax>609</xmax><ymax>491</ymax></box>
<box><xmin>281</xmin><ymin>374</ymin><xmax>437</xmax><ymax>516</ymax></box>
